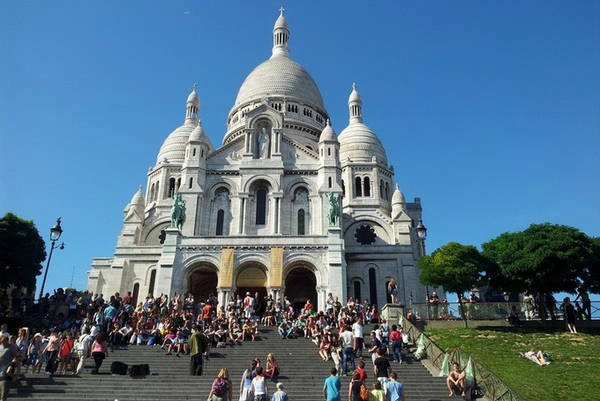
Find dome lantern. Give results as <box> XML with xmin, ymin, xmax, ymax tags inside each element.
<box><xmin>272</xmin><ymin>7</ymin><xmax>290</xmax><ymax>58</ymax></box>
<box><xmin>348</xmin><ymin>82</ymin><xmax>363</xmax><ymax>124</ymax></box>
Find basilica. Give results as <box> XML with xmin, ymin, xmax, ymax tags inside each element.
<box><xmin>88</xmin><ymin>11</ymin><xmax>427</xmax><ymax>310</ymax></box>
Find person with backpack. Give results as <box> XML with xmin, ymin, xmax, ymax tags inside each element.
<box><xmin>208</xmin><ymin>368</ymin><xmax>232</xmax><ymax>401</ymax></box>
<box><xmin>348</xmin><ymin>371</ymin><xmax>369</xmax><ymax>401</ymax></box>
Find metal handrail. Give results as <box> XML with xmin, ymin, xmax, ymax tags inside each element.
<box><xmin>400</xmin><ymin>316</ymin><xmax>525</xmax><ymax>401</ymax></box>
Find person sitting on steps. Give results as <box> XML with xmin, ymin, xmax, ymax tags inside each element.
<box><xmin>446</xmin><ymin>362</ymin><xmax>466</xmax><ymax>397</ymax></box>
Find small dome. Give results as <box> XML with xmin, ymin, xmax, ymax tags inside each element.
<box><xmin>233</xmin><ymin>56</ymin><xmax>325</xmax><ymax>112</ymax></box>
<box><xmin>130</xmin><ymin>185</ymin><xmax>145</xmax><ymax>206</ymax></box>
<box><xmin>392</xmin><ymin>184</ymin><xmax>405</xmax><ymax>204</ymax></box>
<box><xmin>156</xmin><ymin>121</ymin><xmax>197</xmax><ymax>164</ymax></box>
<box><xmin>274</xmin><ymin>13</ymin><xmax>289</xmax><ymax>30</ymax></box>
<box><xmin>338</xmin><ymin>122</ymin><xmax>388</xmax><ymax>165</ymax></box>
<box><xmin>189</xmin><ymin>122</ymin><xmax>207</xmax><ymax>142</ymax></box>
<box><xmin>348</xmin><ymin>83</ymin><xmax>361</xmax><ymax>104</ymax></box>
<box><xmin>319</xmin><ymin>120</ymin><xmax>336</xmax><ymax>142</ymax></box>
<box><xmin>187</xmin><ymin>87</ymin><xmax>200</xmax><ymax>106</ymax></box>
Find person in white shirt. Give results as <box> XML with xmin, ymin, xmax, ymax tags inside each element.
<box><xmin>352</xmin><ymin>317</ymin><xmax>364</xmax><ymax>358</ymax></box>
<box><xmin>250</xmin><ymin>366</ymin><xmax>269</xmax><ymax>401</ymax></box>
<box><xmin>340</xmin><ymin>326</ymin><xmax>355</xmax><ymax>375</ymax></box>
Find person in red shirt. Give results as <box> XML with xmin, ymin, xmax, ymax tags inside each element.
<box><xmin>58</xmin><ymin>333</ymin><xmax>74</xmax><ymax>375</ymax></box>
<box><xmin>201</xmin><ymin>302</ymin><xmax>212</xmax><ymax>328</ymax></box>
<box><xmin>353</xmin><ymin>359</ymin><xmax>368</xmax><ymax>382</ymax></box>
<box><xmin>389</xmin><ymin>325</ymin><xmax>403</xmax><ymax>363</ymax></box>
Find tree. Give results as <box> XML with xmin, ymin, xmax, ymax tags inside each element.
<box><xmin>483</xmin><ymin>223</ymin><xmax>594</xmax><ymax>294</ymax></box>
<box><xmin>0</xmin><ymin>213</ymin><xmax>46</xmax><ymax>294</ymax></box>
<box><xmin>482</xmin><ymin>223</ymin><xmax>596</xmax><ymax>318</ymax></box>
<box><xmin>582</xmin><ymin>237</ymin><xmax>600</xmax><ymax>294</ymax></box>
<box><xmin>419</xmin><ymin>242</ymin><xmax>495</xmax><ymax>327</ymax></box>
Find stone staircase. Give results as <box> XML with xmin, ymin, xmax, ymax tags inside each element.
<box><xmin>7</xmin><ymin>327</ymin><xmax>450</xmax><ymax>401</ymax></box>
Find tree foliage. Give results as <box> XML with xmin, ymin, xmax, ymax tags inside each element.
<box><xmin>419</xmin><ymin>242</ymin><xmax>493</xmax><ymax>294</ymax></box>
<box><xmin>482</xmin><ymin>223</ymin><xmax>595</xmax><ymax>294</ymax></box>
<box><xmin>0</xmin><ymin>213</ymin><xmax>46</xmax><ymax>292</ymax></box>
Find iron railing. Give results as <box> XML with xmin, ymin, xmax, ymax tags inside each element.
<box><xmin>399</xmin><ymin>316</ymin><xmax>525</xmax><ymax>401</ymax></box>
<box><xmin>409</xmin><ymin>301</ymin><xmax>600</xmax><ymax>322</ymax></box>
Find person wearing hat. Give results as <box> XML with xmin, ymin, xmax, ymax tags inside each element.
<box><xmin>270</xmin><ymin>382</ymin><xmax>288</xmax><ymax>401</ymax></box>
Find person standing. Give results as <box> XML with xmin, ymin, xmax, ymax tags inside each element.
<box><xmin>90</xmin><ymin>333</ymin><xmax>108</xmax><ymax>374</ymax></box>
<box><xmin>251</xmin><ymin>366</ymin><xmax>268</xmax><ymax>401</ymax></box>
<box><xmin>385</xmin><ymin>372</ymin><xmax>403</xmax><ymax>401</ymax></box>
<box><xmin>373</xmin><ymin>349</ymin><xmax>390</xmax><ymax>391</ymax></box>
<box><xmin>348</xmin><ymin>371</ymin><xmax>365</xmax><ymax>401</ymax></box>
<box><xmin>340</xmin><ymin>326</ymin><xmax>355</xmax><ymax>375</ymax></box>
<box><xmin>352</xmin><ymin>317</ymin><xmax>364</xmax><ymax>358</ymax></box>
<box><xmin>0</xmin><ymin>335</ymin><xmax>19</xmax><ymax>401</ymax></box>
<box><xmin>561</xmin><ymin>297</ymin><xmax>577</xmax><ymax>334</ymax></box>
<box><xmin>208</xmin><ymin>368</ymin><xmax>233</xmax><ymax>401</ymax></box>
<box><xmin>270</xmin><ymin>382</ymin><xmax>288</xmax><ymax>401</ymax></box>
<box><xmin>42</xmin><ymin>329</ymin><xmax>61</xmax><ymax>375</ymax></box>
<box><xmin>387</xmin><ymin>279</ymin><xmax>399</xmax><ymax>304</ymax></box>
<box><xmin>323</xmin><ymin>367</ymin><xmax>341</xmax><ymax>401</ymax></box>
<box><xmin>189</xmin><ymin>325</ymin><xmax>208</xmax><ymax>376</ymax></box>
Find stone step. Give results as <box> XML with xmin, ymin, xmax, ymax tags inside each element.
<box><xmin>7</xmin><ymin>327</ymin><xmax>450</xmax><ymax>401</ymax></box>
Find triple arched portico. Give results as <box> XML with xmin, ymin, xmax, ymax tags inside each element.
<box><xmin>182</xmin><ymin>249</ymin><xmax>322</xmax><ymax>310</ymax></box>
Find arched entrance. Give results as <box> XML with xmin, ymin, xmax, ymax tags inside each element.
<box><xmin>188</xmin><ymin>266</ymin><xmax>218</xmax><ymax>303</ymax></box>
<box><xmin>235</xmin><ymin>264</ymin><xmax>268</xmax><ymax>299</ymax></box>
<box><xmin>284</xmin><ymin>267</ymin><xmax>317</xmax><ymax>312</ymax></box>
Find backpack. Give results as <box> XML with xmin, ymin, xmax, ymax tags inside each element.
<box><xmin>359</xmin><ymin>383</ymin><xmax>369</xmax><ymax>401</ymax></box>
<box><xmin>212</xmin><ymin>378</ymin><xmax>228</xmax><ymax>395</ymax></box>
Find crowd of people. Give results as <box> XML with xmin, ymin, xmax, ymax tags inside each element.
<box><xmin>0</xmin><ymin>287</ymin><xmax>414</xmax><ymax>400</ymax></box>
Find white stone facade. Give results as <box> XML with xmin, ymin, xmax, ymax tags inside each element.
<box><xmin>88</xmin><ymin>12</ymin><xmax>427</xmax><ymax>310</ymax></box>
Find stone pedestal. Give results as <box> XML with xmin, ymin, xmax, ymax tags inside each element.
<box><xmin>381</xmin><ymin>303</ymin><xmax>404</xmax><ymax>324</ymax></box>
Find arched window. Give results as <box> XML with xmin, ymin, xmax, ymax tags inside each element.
<box><xmin>379</xmin><ymin>180</ymin><xmax>384</xmax><ymax>197</ymax></box>
<box><xmin>176</xmin><ymin>177</ymin><xmax>181</xmax><ymax>191</ymax></box>
<box><xmin>192</xmin><ymin>148</ymin><xmax>196</xmax><ymax>157</ymax></box>
<box><xmin>355</xmin><ymin>177</ymin><xmax>362</xmax><ymax>197</ymax></box>
<box><xmin>148</xmin><ymin>269</ymin><xmax>157</xmax><ymax>297</ymax></box>
<box><xmin>256</xmin><ymin>188</ymin><xmax>267</xmax><ymax>225</ymax></box>
<box><xmin>168</xmin><ymin>178</ymin><xmax>176</xmax><ymax>198</ymax></box>
<box><xmin>188</xmin><ymin>177</ymin><xmax>193</xmax><ymax>189</ymax></box>
<box><xmin>132</xmin><ymin>283</ymin><xmax>140</xmax><ymax>306</ymax></box>
<box><xmin>328</xmin><ymin>177</ymin><xmax>332</xmax><ymax>188</ymax></box>
<box><xmin>385</xmin><ymin>182</ymin><xmax>389</xmax><ymax>200</ymax></box>
<box><xmin>369</xmin><ymin>268</ymin><xmax>377</xmax><ymax>305</ymax></box>
<box><xmin>341</xmin><ymin>180</ymin><xmax>345</xmax><ymax>197</ymax></box>
<box><xmin>216</xmin><ymin>209</ymin><xmax>224</xmax><ymax>235</ymax></box>
<box><xmin>154</xmin><ymin>181</ymin><xmax>159</xmax><ymax>201</ymax></box>
<box><xmin>297</xmin><ymin>209</ymin><xmax>305</xmax><ymax>235</ymax></box>
<box><xmin>364</xmin><ymin>177</ymin><xmax>371</xmax><ymax>197</ymax></box>
<box><xmin>150</xmin><ymin>183</ymin><xmax>155</xmax><ymax>202</ymax></box>
<box><xmin>353</xmin><ymin>281</ymin><xmax>361</xmax><ymax>300</ymax></box>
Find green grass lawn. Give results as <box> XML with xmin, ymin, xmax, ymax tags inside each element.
<box><xmin>425</xmin><ymin>326</ymin><xmax>600</xmax><ymax>401</ymax></box>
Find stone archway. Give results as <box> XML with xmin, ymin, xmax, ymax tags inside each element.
<box><xmin>187</xmin><ymin>265</ymin><xmax>218</xmax><ymax>303</ymax></box>
<box><xmin>235</xmin><ymin>264</ymin><xmax>268</xmax><ymax>299</ymax></box>
<box><xmin>284</xmin><ymin>267</ymin><xmax>317</xmax><ymax>312</ymax></box>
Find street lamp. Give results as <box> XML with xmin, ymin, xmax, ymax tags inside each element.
<box><xmin>38</xmin><ymin>217</ymin><xmax>64</xmax><ymax>301</ymax></box>
<box><xmin>416</xmin><ymin>219</ymin><xmax>429</xmax><ymax>301</ymax></box>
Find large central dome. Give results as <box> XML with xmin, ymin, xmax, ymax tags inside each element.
<box><xmin>233</xmin><ymin>56</ymin><xmax>325</xmax><ymax>112</ymax></box>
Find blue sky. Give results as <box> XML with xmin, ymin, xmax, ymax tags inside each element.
<box><xmin>1</xmin><ymin>1</ymin><xmax>599</xmax><ymax>296</ymax></box>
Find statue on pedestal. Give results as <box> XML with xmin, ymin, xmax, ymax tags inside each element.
<box><xmin>326</xmin><ymin>192</ymin><xmax>340</xmax><ymax>226</ymax></box>
<box><xmin>170</xmin><ymin>193</ymin><xmax>186</xmax><ymax>230</ymax></box>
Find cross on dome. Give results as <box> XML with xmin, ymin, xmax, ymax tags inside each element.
<box><xmin>279</xmin><ymin>6</ymin><xmax>285</xmax><ymax>16</ymax></box>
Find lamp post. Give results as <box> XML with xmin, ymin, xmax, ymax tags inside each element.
<box><xmin>416</xmin><ymin>219</ymin><xmax>430</xmax><ymax>320</ymax></box>
<box><xmin>503</xmin><ymin>291</ymin><xmax>510</xmax><ymax>318</ymax></box>
<box><xmin>38</xmin><ymin>217</ymin><xmax>64</xmax><ymax>301</ymax></box>
<box><xmin>416</xmin><ymin>219</ymin><xmax>428</xmax><ymax>300</ymax></box>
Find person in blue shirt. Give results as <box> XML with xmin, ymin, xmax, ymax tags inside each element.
<box><xmin>323</xmin><ymin>367</ymin><xmax>341</xmax><ymax>401</ymax></box>
<box><xmin>386</xmin><ymin>371</ymin><xmax>404</xmax><ymax>401</ymax></box>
